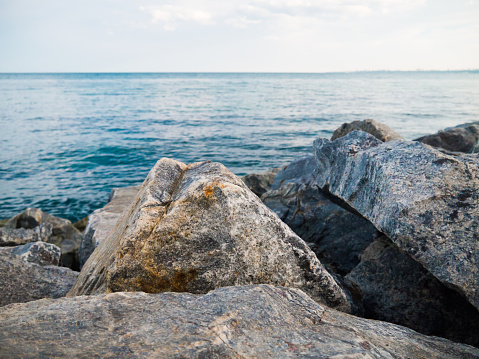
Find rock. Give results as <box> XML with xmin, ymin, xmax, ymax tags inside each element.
<box><xmin>262</xmin><ymin>156</ymin><xmax>378</xmax><ymax>275</ymax></box>
<box><xmin>6</xmin><ymin>208</ymin><xmax>82</xmax><ymax>270</ymax></box>
<box><xmin>0</xmin><ymin>224</ymin><xmax>52</xmax><ymax>246</ymax></box>
<box><xmin>240</xmin><ymin>167</ymin><xmax>281</xmax><ymax>197</ymax></box>
<box><xmin>73</xmin><ymin>216</ymin><xmax>89</xmax><ymax>232</ymax></box>
<box><xmin>416</xmin><ymin>122</ymin><xmax>479</xmax><ymax>153</ymax></box>
<box><xmin>68</xmin><ymin>158</ymin><xmax>358</xmax><ymax>314</ymax></box>
<box><xmin>347</xmin><ymin>235</ymin><xmax>479</xmax><ymax>347</ymax></box>
<box><xmin>8</xmin><ymin>242</ymin><xmax>62</xmax><ymax>266</ymax></box>
<box><xmin>78</xmin><ymin>185</ymin><xmax>141</xmax><ymax>267</ymax></box>
<box><xmin>0</xmin><ymin>218</ymin><xmax>8</xmax><ymax>227</ymax></box>
<box><xmin>313</xmin><ymin>131</ymin><xmax>479</xmax><ymax>311</ymax></box>
<box><xmin>1</xmin><ymin>285</ymin><xmax>478</xmax><ymax>358</ymax></box>
<box><xmin>0</xmin><ymin>252</ymin><xmax>79</xmax><ymax>307</ymax></box>
<box><xmin>331</xmin><ymin>119</ymin><xmax>403</xmax><ymax>142</ymax></box>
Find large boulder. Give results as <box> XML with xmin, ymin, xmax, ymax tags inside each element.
<box><xmin>262</xmin><ymin>156</ymin><xmax>378</xmax><ymax>275</ymax></box>
<box><xmin>68</xmin><ymin>158</ymin><xmax>358</xmax><ymax>314</ymax></box>
<box><xmin>78</xmin><ymin>185</ymin><xmax>141</xmax><ymax>267</ymax></box>
<box><xmin>5</xmin><ymin>208</ymin><xmax>82</xmax><ymax>270</ymax></box>
<box><xmin>3</xmin><ymin>242</ymin><xmax>61</xmax><ymax>266</ymax></box>
<box><xmin>416</xmin><ymin>121</ymin><xmax>479</xmax><ymax>153</ymax></box>
<box><xmin>347</xmin><ymin>235</ymin><xmax>479</xmax><ymax>347</ymax></box>
<box><xmin>0</xmin><ymin>224</ymin><xmax>52</xmax><ymax>247</ymax></box>
<box><xmin>331</xmin><ymin>119</ymin><xmax>403</xmax><ymax>142</ymax></box>
<box><xmin>313</xmin><ymin>131</ymin><xmax>479</xmax><ymax>311</ymax></box>
<box><xmin>240</xmin><ymin>167</ymin><xmax>281</xmax><ymax>197</ymax></box>
<box><xmin>0</xmin><ymin>252</ymin><xmax>78</xmax><ymax>307</ymax></box>
<box><xmin>1</xmin><ymin>285</ymin><xmax>478</xmax><ymax>358</ymax></box>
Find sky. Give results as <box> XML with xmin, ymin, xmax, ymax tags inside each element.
<box><xmin>0</xmin><ymin>0</ymin><xmax>478</xmax><ymax>72</ymax></box>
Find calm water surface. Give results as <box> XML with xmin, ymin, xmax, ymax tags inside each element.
<box><xmin>1</xmin><ymin>72</ymin><xmax>478</xmax><ymax>221</ymax></box>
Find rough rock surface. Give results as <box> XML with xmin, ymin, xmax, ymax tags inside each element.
<box><xmin>313</xmin><ymin>131</ymin><xmax>479</xmax><ymax>310</ymax></box>
<box><xmin>240</xmin><ymin>167</ymin><xmax>281</xmax><ymax>197</ymax></box>
<box><xmin>416</xmin><ymin>121</ymin><xmax>479</xmax><ymax>153</ymax></box>
<box><xmin>262</xmin><ymin>156</ymin><xmax>378</xmax><ymax>275</ymax></box>
<box><xmin>73</xmin><ymin>216</ymin><xmax>89</xmax><ymax>232</ymax></box>
<box><xmin>6</xmin><ymin>242</ymin><xmax>61</xmax><ymax>266</ymax></box>
<box><xmin>331</xmin><ymin>119</ymin><xmax>403</xmax><ymax>142</ymax></box>
<box><xmin>347</xmin><ymin>235</ymin><xmax>479</xmax><ymax>347</ymax></box>
<box><xmin>2</xmin><ymin>285</ymin><xmax>478</xmax><ymax>359</ymax></box>
<box><xmin>0</xmin><ymin>224</ymin><xmax>52</xmax><ymax>246</ymax></box>
<box><xmin>68</xmin><ymin>158</ymin><xmax>357</xmax><ymax>314</ymax></box>
<box><xmin>78</xmin><ymin>185</ymin><xmax>141</xmax><ymax>267</ymax></box>
<box><xmin>5</xmin><ymin>208</ymin><xmax>82</xmax><ymax>270</ymax></box>
<box><xmin>0</xmin><ymin>252</ymin><xmax>79</xmax><ymax>307</ymax></box>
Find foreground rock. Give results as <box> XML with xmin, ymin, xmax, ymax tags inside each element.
<box><xmin>331</xmin><ymin>119</ymin><xmax>403</xmax><ymax>142</ymax></box>
<box><xmin>2</xmin><ymin>242</ymin><xmax>61</xmax><ymax>266</ymax></box>
<box><xmin>78</xmin><ymin>185</ymin><xmax>141</xmax><ymax>267</ymax></box>
<box><xmin>2</xmin><ymin>285</ymin><xmax>478</xmax><ymax>358</ymax></box>
<box><xmin>262</xmin><ymin>156</ymin><xmax>378</xmax><ymax>275</ymax></box>
<box><xmin>0</xmin><ymin>224</ymin><xmax>52</xmax><ymax>246</ymax></box>
<box><xmin>5</xmin><ymin>208</ymin><xmax>82</xmax><ymax>269</ymax></box>
<box><xmin>0</xmin><ymin>252</ymin><xmax>78</xmax><ymax>306</ymax></box>
<box><xmin>347</xmin><ymin>235</ymin><xmax>479</xmax><ymax>347</ymax></box>
<box><xmin>240</xmin><ymin>167</ymin><xmax>281</xmax><ymax>197</ymax></box>
<box><xmin>416</xmin><ymin>121</ymin><xmax>479</xmax><ymax>153</ymax></box>
<box><xmin>314</xmin><ymin>131</ymin><xmax>479</xmax><ymax>310</ymax></box>
<box><xmin>68</xmin><ymin>158</ymin><xmax>357</xmax><ymax>314</ymax></box>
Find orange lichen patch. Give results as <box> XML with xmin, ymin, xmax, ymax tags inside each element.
<box><xmin>203</xmin><ymin>183</ymin><xmax>216</xmax><ymax>198</ymax></box>
<box><xmin>135</xmin><ymin>268</ymin><xmax>198</xmax><ymax>293</ymax></box>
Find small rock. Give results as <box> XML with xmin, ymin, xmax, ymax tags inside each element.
<box><xmin>6</xmin><ymin>208</ymin><xmax>82</xmax><ymax>270</ymax></box>
<box><xmin>78</xmin><ymin>185</ymin><xmax>141</xmax><ymax>267</ymax></box>
<box><xmin>314</xmin><ymin>131</ymin><xmax>479</xmax><ymax>311</ymax></box>
<box><xmin>73</xmin><ymin>216</ymin><xmax>89</xmax><ymax>232</ymax></box>
<box><xmin>1</xmin><ymin>285</ymin><xmax>478</xmax><ymax>358</ymax></box>
<box><xmin>68</xmin><ymin>158</ymin><xmax>358</xmax><ymax>314</ymax></box>
<box><xmin>240</xmin><ymin>167</ymin><xmax>281</xmax><ymax>197</ymax></box>
<box><xmin>0</xmin><ymin>224</ymin><xmax>52</xmax><ymax>247</ymax></box>
<box><xmin>0</xmin><ymin>252</ymin><xmax>78</xmax><ymax>307</ymax></box>
<box><xmin>9</xmin><ymin>242</ymin><xmax>62</xmax><ymax>266</ymax></box>
<box><xmin>331</xmin><ymin>119</ymin><xmax>403</xmax><ymax>142</ymax></box>
<box><xmin>416</xmin><ymin>121</ymin><xmax>479</xmax><ymax>153</ymax></box>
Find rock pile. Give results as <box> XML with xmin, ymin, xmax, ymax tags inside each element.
<box><xmin>1</xmin><ymin>119</ymin><xmax>479</xmax><ymax>357</ymax></box>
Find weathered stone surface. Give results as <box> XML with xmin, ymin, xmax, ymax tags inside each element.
<box><xmin>347</xmin><ymin>235</ymin><xmax>479</xmax><ymax>347</ymax></box>
<box><xmin>416</xmin><ymin>121</ymin><xmax>479</xmax><ymax>153</ymax></box>
<box><xmin>0</xmin><ymin>224</ymin><xmax>52</xmax><ymax>246</ymax></box>
<box><xmin>262</xmin><ymin>156</ymin><xmax>378</xmax><ymax>275</ymax></box>
<box><xmin>8</xmin><ymin>242</ymin><xmax>62</xmax><ymax>266</ymax></box>
<box><xmin>313</xmin><ymin>131</ymin><xmax>479</xmax><ymax>310</ymax></box>
<box><xmin>73</xmin><ymin>216</ymin><xmax>89</xmax><ymax>232</ymax></box>
<box><xmin>331</xmin><ymin>119</ymin><xmax>403</xmax><ymax>142</ymax></box>
<box><xmin>240</xmin><ymin>167</ymin><xmax>281</xmax><ymax>197</ymax></box>
<box><xmin>0</xmin><ymin>252</ymin><xmax>78</xmax><ymax>307</ymax></box>
<box><xmin>78</xmin><ymin>185</ymin><xmax>140</xmax><ymax>267</ymax></box>
<box><xmin>0</xmin><ymin>218</ymin><xmax>8</xmax><ymax>227</ymax></box>
<box><xmin>6</xmin><ymin>208</ymin><xmax>82</xmax><ymax>270</ymax></box>
<box><xmin>2</xmin><ymin>285</ymin><xmax>478</xmax><ymax>358</ymax></box>
<box><xmin>68</xmin><ymin>158</ymin><xmax>357</xmax><ymax>314</ymax></box>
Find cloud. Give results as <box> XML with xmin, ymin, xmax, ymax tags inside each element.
<box><xmin>139</xmin><ymin>0</ymin><xmax>426</xmax><ymax>31</ymax></box>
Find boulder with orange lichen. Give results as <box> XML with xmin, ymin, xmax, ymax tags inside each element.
<box><xmin>67</xmin><ymin>158</ymin><xmax>360</xmax><ymax>314</ymax></box>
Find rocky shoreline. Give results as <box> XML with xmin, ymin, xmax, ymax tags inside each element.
<box><xmin>1</xmin><ymin>119</ymin><xmax>479</xmax><ymax>358</ymax></box>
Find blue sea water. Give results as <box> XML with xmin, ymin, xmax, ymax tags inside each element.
<box><xmin>1</xmin><ymin>72</ymin><xmax>478</xmax><ymax>222</ymax></box>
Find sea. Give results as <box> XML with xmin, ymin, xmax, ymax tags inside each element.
<box><xmin>1</xmin><ymin>72</ymin><xmax>478</xmax><ymax>222</ymax></box>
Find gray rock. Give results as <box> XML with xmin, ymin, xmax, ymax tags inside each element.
<box><xmin>68</xmin><ymin>158</ymin><xmax>358</xmax><ymax>314</ymax></box>
<box><xmin>347</xmin><ymin>235</ymin><xmax>479</xmax><ymax>347</ymax></box>
<box><xmin>416</xmin><ymin>121</ymin><xmax>479</xmax><ymax>153</ymax></box>
<box><xmin>6</xmin><ymin>208</ymin><xmax>82</xmax><ymax>270</ymax></box>
<box><xmin>262</xmin><ymin>156</ymin><xmax>378</xmax><ymax>275</ymax></box>
<box><xmin>240</xmin><ymin>167</ymin><xmax>281</xmax><ymax>197</ymax></box>
<box><xmin>9</xmin><ymin>242</ymin><xmax>61</xmax><ymax>266</ymax></box>
<box><xmin>78</xmin><ymin>185</ymin><xmax>141</xmax><ymax>267</ymax></box>
<box><xmin>0</xmin><ymin>224</ymin><xmax>52</xmax><ymax>246</ymax></box>
<box><xmin>313</xmin><ymin>131</ymin><xmax>479</xmax><ymax>311</ymax></box>
<box><xmin>1</xmin><ymin>285</ymin><xmax>478</xmax><ymax>358</ymax></box>
<box><xmin>0</xmin><ymin>252</ymin><xmax>79</xmax><ymax>307</ymax></box>
<box><xmin>331</xmin><ymin>119</ymin><xmax>403</xmax><ymax>142</ymax></box>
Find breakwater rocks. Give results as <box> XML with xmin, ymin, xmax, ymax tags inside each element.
<box><xmin>1</xmin><ymin>120</ymin><xmax>479</xmax><ymax>357</ymax></box>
